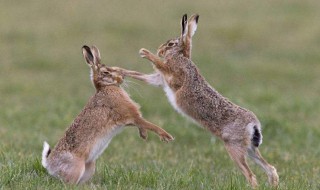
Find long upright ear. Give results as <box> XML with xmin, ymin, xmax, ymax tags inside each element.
<box><xmin>180</xmin><ymin>14</ymin><xmax>188</xmax><ymax>39</ymax></box>
<box><xmin>188</xmin><ymin>14</ymin><xmax>199</xmax><ymax>38</ymax></box>
<box><xmin>82</xmin><ymin>45</ymin><xmax>94</xmax><ymax>66</ymax></box>
<box><xmin>183</xmin><ymin>14</ymin><xmax>199</xmax><ymax>59</ymax></box>
<box><xmin>91</xmin><ymin>45</ymin><xmax>101</xmax><ymax>65</ymax></box>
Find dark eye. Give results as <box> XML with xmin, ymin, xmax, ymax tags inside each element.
<box><xmin>168</xmin><ymin>42</ymin><xmax>175</xmax><ymax>47</ymax></box>
<box><xmin>103</xmin><ymin>71</ymin><xmax>111</xmax><ymax>76</ymax></box>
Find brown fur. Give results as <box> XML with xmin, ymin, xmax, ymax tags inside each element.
<box><xmin>41</xmin><ymin>45</ymin><xmax>174</xmax><ymax>184</ymax></box>
<box><xmin>121</xmin><ymin>14</ymin><xmax>279</xmax><ymax>188</ymax></box>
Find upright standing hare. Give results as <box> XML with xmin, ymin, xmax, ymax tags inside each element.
<box><xmin>121</xmin><ymin>14</ymin><xmax>279</xmax><ymax>188</ymax></box>
<box><xmin>41</xmin><ymin>45</ymin><xmax>174</xmax><ymax>184</ymax></box>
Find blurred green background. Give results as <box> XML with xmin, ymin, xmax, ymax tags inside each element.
<box><xmin>0</xmin><ymin>0</ymin><xmax>319</xmax><ymax>189</ymax></box>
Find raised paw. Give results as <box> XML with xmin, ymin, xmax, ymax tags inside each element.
<box><xmin>160</xmin><ymin>132</ymin><xmax>174</xmax><ymax>143</ymax></box>
<box><xmin>139</xmin><ymin>48</ymin><xmax>151</xmax><ymax>58</ymax></box>
<box><xmin>108</xmin><ymin>67</ymin><xmax>124</xmax><ymax>75</ymax></box>
<box><xmin>139</xmin><ymin>128</ymin><xmax>148</xmax><ymax>140</ymax></box>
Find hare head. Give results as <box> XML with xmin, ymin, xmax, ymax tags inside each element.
<box><xmin>82</xmin><ymin>45</ymin><xmax>124</xmax><ymax>90</ymax></box>
<box><xmin>157</xmin><ymin>14</ymin><xmax>199</xmax><ymax>58</ymax></box>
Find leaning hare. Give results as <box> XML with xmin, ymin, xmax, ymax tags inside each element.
<box><xmin>41</xmin><ymin>45</ymin><xmax>174</xmax><ymax>184</ymax></box>
<box><xmin>122</xmin><ymin>14</ymin><xmax>279</xmax><ymax>188</ymax></box>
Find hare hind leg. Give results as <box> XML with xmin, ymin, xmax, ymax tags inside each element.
<box><xmin>57</xmin><ymin>157</ymin><xmax>85</xmax><ymax>184</ymax></box>
<box><xmin>248</xmin><ymin>147</ymin><xmax>279</xmax><ymax>187</ymax></box>
<box><xmin>224</xmin><ymin>143</ymin><xmax>258</xmax><ymax>188</ymax></box>
<box><xmin>78</xmin><ymin>161</ymin><xmax>96</xmax><ymax>184</ymax></box>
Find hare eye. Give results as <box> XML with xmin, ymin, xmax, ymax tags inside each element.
<box><xmin>168</xmin><ymin>42</ymin><xmax>175</xmax><ymax>47</ymax></box>
<box><xmin>103</xmin><ymin>71</ymin><xmax>111</xmax><ymax>75</ymax></box>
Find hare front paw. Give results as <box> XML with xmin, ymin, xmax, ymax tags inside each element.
<box><xmin>139</xmin><ymin>128</ymin><xmax>148</xmax><ymax>140</ymax></box>
<box><xmin>139</xmin><ymin>48</ymin><xmax>151</xmax><ymax>58</ymax></box>
<box><xmin>160</xmin><ymin>132</ymin><xmax>174</xmax><ymax>143</ymax></box>
<box><xmin>109</xmin><ymin>66</ymin><xmax>121</xmax><ymax>71</ymax></box>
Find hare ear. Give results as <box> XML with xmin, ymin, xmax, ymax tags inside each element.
<box><xmin>91</xmin><ymin>45</ymin><xmax>101</xmax><ymax>65</ymax></box>
<box><xmin>82</xmin><ymin>45</ymin><xmax>94</xmax><ymax>66</ymax></box>
<box><xmin>181</xmin><ymin>14</ymin><xmax>188</xmax><ymax>38</ymax></box>
<box><xmin>188</xmin><ymin>14</ymin><xmax>199</xmax><ymax>37</ymax></box>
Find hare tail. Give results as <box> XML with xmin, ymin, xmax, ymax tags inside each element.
<box><xmin>41</xmin><ymin>141</ymin><xmax>51</xmax><ymax>168</ymax></box>
<box><xmin>251</xmin><ymin>125</ymin><xmax>262</xmax><ymax>147</ymax></box>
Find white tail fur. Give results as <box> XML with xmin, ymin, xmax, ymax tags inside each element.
<box><xmin>42</xmin><ymin>141</ymin><xmax>50</xmax><ymax>168</ymax></box>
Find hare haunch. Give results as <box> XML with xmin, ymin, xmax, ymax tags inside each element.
<box><xmin>122</xmin><ymin>14</ymin><xmax>279</xmax><ymax>188</ymax></box>
<box><xmin>41</xmin><ymin>45</ymin><xmax>174</xmax><ymax>184</ymax></box>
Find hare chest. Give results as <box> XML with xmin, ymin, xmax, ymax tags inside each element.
<box><xmin>163</xmin><ymin>81</ymin><xmax>191</xmax><ymax>119</ymax></box>
<box><xmin>163</xmin><ymin>82</ymin><xmax>181</xmax><ymax>113</ymax></box>
<box><xmin>87</xmin><ymin>126</ymin><xmax>124</xmax><ymax>162</ymax></box>
<box><xmin>163</xmin><ymin>80</ymin><xmax>200</xmax><ymax>126</ymax></box>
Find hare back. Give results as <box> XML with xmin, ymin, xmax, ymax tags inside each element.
<box><xmin>176</xmin><ymin>84</ymin><xmax>259</xmax><ymax>130</ymax></box>
<box><xmin>163</xmin><ymin>57</ymin><xmax>259</xmax><ymax>133</ymax></box>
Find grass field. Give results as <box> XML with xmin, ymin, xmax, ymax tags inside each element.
<box><xmin>1</xmin><ymin>0</ymin><xmax>320</xmax><ymax>189</ymax></box>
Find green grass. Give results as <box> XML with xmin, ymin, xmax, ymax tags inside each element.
<box><xmin>1</xmin><ymin>0</ymin><xmax>320</xmax><ymax>189</ymax></box>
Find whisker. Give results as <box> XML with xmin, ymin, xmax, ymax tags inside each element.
<box><xmin>123</xmin><ymin>79</ymin><xmax>144</xmax><ymax>98</ymax></box>
<box><xmin>126</xmin><ymin>80</ymin><xmax>143</xmax><ymax>87</ymax></box>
